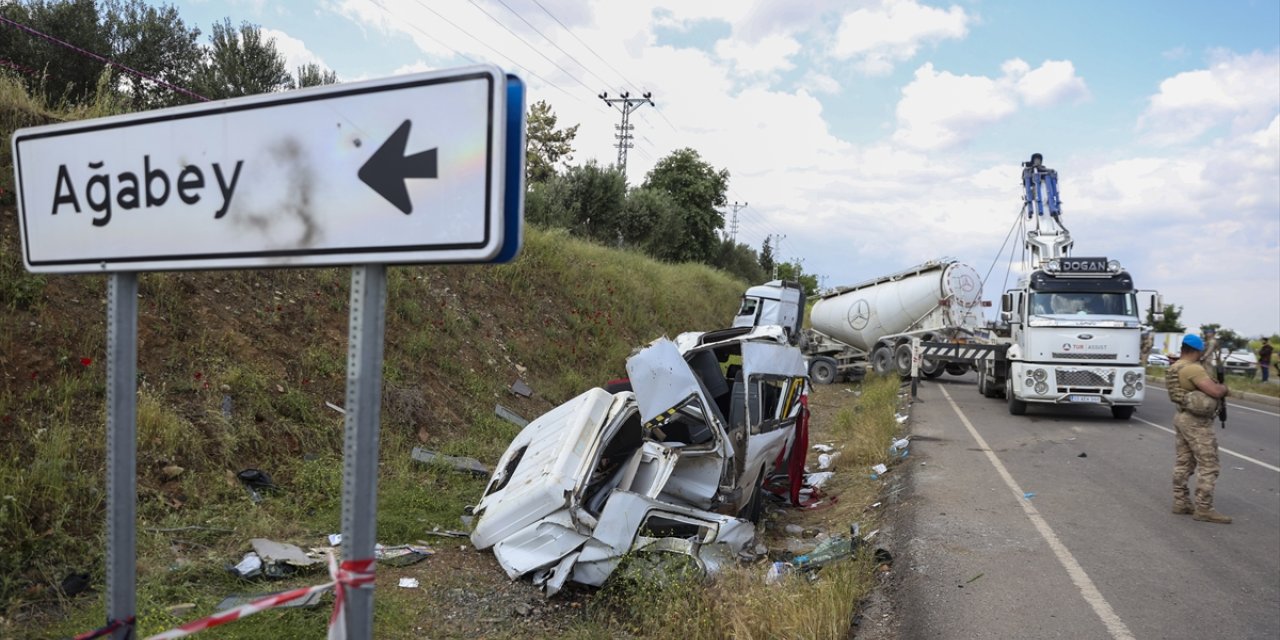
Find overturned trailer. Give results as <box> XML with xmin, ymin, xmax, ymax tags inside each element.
<box><xmin>469</xmin><ymin>326</ymin><xmax>810</xmax><ymax>595</ymax></box>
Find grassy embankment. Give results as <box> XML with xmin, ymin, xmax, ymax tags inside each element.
<box><xmin>1145</xmin><ymin>366</ymin><xmax>1280</xmax><ymax>399</ymax></box>
<box><xmin>2</xmin><ymin>73</ymin><xmax>908</xmax><ymax>638</ymax></box>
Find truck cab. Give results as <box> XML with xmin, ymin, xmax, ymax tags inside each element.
<box><xmin>732</xmin><ymin>280</ymin><xmax>804</xmax><ymax>345</ymax></box>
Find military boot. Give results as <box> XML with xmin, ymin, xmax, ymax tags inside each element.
<box><xmin>1172</xmin><ymin>500</ymin><xmax>1193</xmax><ymax>515</ymax></box>
<box><xmin>1192</xmin><ymin>509</ymin><xmax>1232</xmax><ymax>524</ymax></box>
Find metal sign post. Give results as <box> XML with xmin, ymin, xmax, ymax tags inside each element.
<box><xmin>340</xmin><ymin>264</ymin><xmax>387</xmax><ymax>636</ymax></box>
<box><xmin>910</xmin><ymin>337</ymin><xmax>922</xmax><ymax>400</ymax></box>
<box><xmin>105</xmin><ymin>273</ymin><xmax>138</xmax><ymax>640</ymax></box>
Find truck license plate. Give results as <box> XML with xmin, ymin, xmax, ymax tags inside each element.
<box><xmin>1069</xmin><ymin>395</ymin><xmax>1102</xmax><ymax>404</ymax></box>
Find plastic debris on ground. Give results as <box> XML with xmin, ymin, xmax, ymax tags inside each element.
<box><xmin>765</xmin><ymin>561</ymin><xmax>793</xmax><ymax>585</ymax></box>
<box><xmin>817</xmin><ymin>452</ymin><xmax>839</xmax><ymax>470</ymax></box>
<box><xmin>375</xmin><ymin>544</ymin><xmax>434</xmax><ymax>567</ymax></box>
<box><xmin>870</xmin><ymin>463</ymin><xmax>888</xmax><ymax>478</ymax></box>
<box><xmin>805</xmin><ymin>471</ymin><xmax>834</xmax><ymax>488</ymax></box>
<box><xmin>1023</xmin><ymin>492</ymin><xmax>1036</xmax><ymax>500</ymax></box>
<box><xmin>215</xmin><ymin>590</ymin><xmax>324</xmax><ymax>611</ymax></box>
<box><xmin>889</xmin><ymin>438</ymin><xmax>910</xmax><ymax>458</ymax></box>
<box><xmin>410</xmin><ymin>447</ymin><xmax>491</xmax><ymax>477</ymax></box>
<box><xmin>812</xmin><ymin>444</ymin><xmax>835</xmax><ymax>454</ymax></box>
<box><xmin>398</xmin><ymin>578</ymin><xmax>420</xmax><ymax>589</ymax></box>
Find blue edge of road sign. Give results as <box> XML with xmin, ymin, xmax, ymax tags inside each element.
<box><xmin>494</xmin><ymin>74</ymin><xmax>525</xmax><ymax>265</ymax></box>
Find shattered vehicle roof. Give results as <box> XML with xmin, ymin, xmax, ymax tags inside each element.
<box><xmin>470</xmin><ymin>329</ymin><xmax>809</xmax><ymax>595</ymax></box>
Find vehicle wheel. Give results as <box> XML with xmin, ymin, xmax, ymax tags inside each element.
<box><xmin>945</xmin><ymin>363</ymin><xmax>970</xmax><ymax>376</ymax></box>
<box><xmin>894</xmin><ymin>343</ymin><xmax>914</xmax><ymax>377</ymax></box>
<box><xmin>1111</xmin><ymin>405</ymin><xmax>1135</xmax><ymax>420</ymax></box>
<box><xmin>809</xmin><ymin>358</ymin><xmax>838</xmax><ymax>385</ymax></box>
<box><xmin>871</xmin><ymin>346</ymin><xmax>894</xmax><ymax>375</ymax></box>
<box><xmin>922</xmin><ymin>357</ymin><xmax>945</xmax><ymax>378</ymax></box>
<box><xmin>977</xmin><ymin>367</ymin><xmax>988</xmax><ymax>395</ymax></box>
<box><xmin>1007</xmin><ymin>379</ymin><xmax>1027</xmax><ymax>415</ymax></box>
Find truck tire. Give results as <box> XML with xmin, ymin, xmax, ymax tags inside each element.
<box><xmin>872</xmin><ymin>346</ymin><xmax>894</xmax><ymax>376</ymax></box>
<box><xmin>945</xmin><ymin>363</ymin><xmax>970</xmax><ymax>376</ymax></box>
<box><xmin>979</xmin><ymin>366</ymin><xmax>1000</xmax><ymax>398</ymax></box>
<box><xmin>922</xmin><ymin>358</ymin><xmax>945</xmax><ymax>378</ymax></box>
<box><xmin>1111</xmin><ymin>406</ymin><xmax>1135</xmax><ymax>420</ymax></box>
<box><xmin>894</xmin><ymin>343</ymin><xmax>914</xmax><ymax>377</ymax></box>
<box><xmin>809</xmin><ymin>357</ymin><xmax>838</xmax><ymax>385</ymax></box>
<box><xmin>1007</xmin><ymin>379</ymin><xmax>1027</xmax><ymax>415</ymax></box>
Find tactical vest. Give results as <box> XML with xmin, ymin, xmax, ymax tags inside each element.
<box><xmin>1166</xmin><ymin>360</ymin><xmax>1218</xmax><ymax>418</ymax></box>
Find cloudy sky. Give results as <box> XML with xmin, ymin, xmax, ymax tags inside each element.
<box><xmin>171</xmin><ymin>0</ymin><xmax>1279</xmax><ymax>336</ymax></box>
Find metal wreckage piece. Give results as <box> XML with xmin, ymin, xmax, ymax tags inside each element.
<box><xmin>470</xmin><ymin>326</ymin><xmax>810</xmax><ymax>595</ymax></box>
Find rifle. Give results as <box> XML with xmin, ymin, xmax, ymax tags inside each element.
<box><xmin>1213</xmin><ymin>348</ymin><xmax>1227</xmax><ymax>429</ymax></box>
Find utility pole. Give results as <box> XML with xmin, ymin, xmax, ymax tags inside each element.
<box><xmin>771</xmin><ymin>233</ymin><xmax>786</xmax><ymax>279</ymax></box>
<box><xmin>599</xmin><ymin>91</ymin><xmax>653</xmax><ymax>177</ymax></box>
<box><xmin>728</xmin><ymin>201</ymin><xmax>747</xmax><ymax>242</ymax></box>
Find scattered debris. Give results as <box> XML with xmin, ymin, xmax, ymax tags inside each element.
<box><xmin>1078</xmin><ymin>452</ymin><xmax>1087</xmax><ymax>458</ymax></box>
<box><xmin>324</xmin><ymin>401</ymin><xmax>345</xmax><ymax>415</ymax></box>
<box><xmin>870</xmin><ymin>502</ymin><xmax>881</xmax><ymax>509</ymax></box>
<box><xmin>817</xmin><ymin>452</ymin><xmax>838</xmax><ymax>469</ymax></box>
<box><xmin>221</xmin><ymin>393</ymin><xmax>233</xmax><ymax>419</ymax></box>
<box><xmin>161</xmin><ymin>464</ymin><xmax>184</xmax><ymax>480</ymax></box>
<box><xmin>376</xmin><ymin>544</ymin><xmax>433</xmax><ymax>567</ymax></box>
<box><xmin>784</xmin><ymin>524</ymin><xmax>804</xmax><ymax>535</ymax></box>
<box><xmin>410</xmin><ymin>447</ymin><xmax>491</xmax><ymax>477</ymax></box>
<box><xmin>805</xmin><ymin>471</ymin><xmax>834</xmax><ymax>488</ymax></box>
<box><xmin>494</xmin><ymin>404</ymin><xmax>529</xmax><ymax>428</ymax></box>
<box><xmin>812</xmin><ymin>444</ymin><xmax>835</xmax><ymax>454</ymax></box>
<box><xmin>252</xmin><ymin>538</ymin><xmax>319</xmax><ymax>568</ymax></box>
<box><xmin>966</xmin><ymin>572</ymin><xmax>984</xmax><ymax>584</ymax></box>
<box><xmin>59</xmin><ymin>572</ymin><xmax>91</xmax><ymax>597</ymax></box>
<box><xmin>327</xmin><ymin>533</ymin><xmax>342</xmax><ymax>546</ymax></box>
<box><xmin>397</xmin><ymin>578</ymin><xmax>420</xmax><ymax>589</ymax></box>
<box><xmin>423</xmin><ymin>527</ymin><xmax>469</xmax><ymax>539</ymax></box>
<box><xmin>215</xmin><ymin>590</ymin><xmax>323</xmax><ymax>611</ymax></box>
<box><xmin>509</xmin><ymin>379</ymin><xmax>533</xmax><ymax>398</ymax></box>
<box><xmin>229</xmin><ymin>552</ymin><xmax>264</xmax><ymax>579</ymax></box>
<box><xmin>1023</xmin><ymin>492</ymin><xmax>1036</xmax><ymax>500</ymax></box>
<box><xmin>765</xmin><ymin>561</ymin><xmax>793</xmax><ymax>585</ymax></box>
<box><xmin>459</xmin><ymin>515</ymin><xmax>475</xmax><ymax>532</ymax></box>
<box><xmin>871</xmin><ymin>463</ymin><xmax>888</xmax><ymax>477</ymax></box>
<box><xmin>873</xmin><ymin>548</ymin><xmax>893</xmax><ymax>569</ymax></box>
<box><xmin>236</xmin><ymin>469</ymin><xmax>278</xmax><ymax>502</ymax></box>
<box><xmin>166</xmin><ymin>603</ymin><xmax>196</xmax><ymax>617</ymax></box>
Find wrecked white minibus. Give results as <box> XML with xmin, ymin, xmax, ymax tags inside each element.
<box><xmin>469</xmin><ymin>326</ymin><xmax>810</xmax><ymax>595</ymax></box>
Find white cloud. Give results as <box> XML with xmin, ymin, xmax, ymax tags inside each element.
<box><xmin>261</xmin><ymin>28</ymin><xmax>326</xmax><ymax>74</ymax></box>
<box><xmin>831</xmin><ymin>0</ymin><xmax>969</xmax><ymax>75</ymax></box>
<box><xmin>1138</xmin><ymin>50</ymin><xmax>1280</xmax><ymax>145</ymax></box>
<box><xmin>715</xmin><ymin>34</ymin><xmax>802</xmax><ymax>75</ymax></box>
<box><xmin>800</xmin><ymin>71</ymin><xmax>841</xmax><ymax>94</ymax></box>
<box><xmin>392</xmin><ymin>61</ymin><xmax>436</xmax><ymax>76</ymax></box>
<box><xmin>893</xmin><ymin>59</ymin><xmax>1089</xmax><ymax>150</ymax></box>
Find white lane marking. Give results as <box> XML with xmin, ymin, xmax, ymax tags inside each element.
<box><xmin>939</xmin><ymin>386</ymin><xmax>1136</xmax><ymax>640</ymax></box>
<box><xmin>1134</xmin><ymin>417</ymin><xmax>1280</xmax><ymax>473</ymax></box>
<box><xmin>1226</xmin><ymin>402</ymin><xmax>1280</xmax><ymax>417</ymax></box>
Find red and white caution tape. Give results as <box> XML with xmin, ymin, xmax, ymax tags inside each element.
<box><xmin>145</xmin><ymin>551</ymin><xmax>375</xmax><ymax>640</ymax></box>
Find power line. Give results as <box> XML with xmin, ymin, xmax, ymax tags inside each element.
<box><xmin>400</xmin><ymin>0</ymin><xmax>590</xmax><ymax>104</ymax></box>
<box><xmin>371</xmin><ymin>0</ymin><xmax>477</xmax><ymax>64</ymax></box>
<box><xmin>529</xmin><ymin>0</ymin><xmax>642</xmax><ymax>89</ymax></box>
<box><xmin>465</xmin><ymin>0</ymin><xmax>596</xmax><ymax>94</ymax></box>
<box><xmin>491</xmin><ymin>0</ymin><xmax>613</xmax><ymax>90</ymax></box>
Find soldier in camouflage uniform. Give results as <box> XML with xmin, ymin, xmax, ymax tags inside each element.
<box><xmin>1166</xmin><ymin>334</ymin><xmax>1232</xmax><ymax>524</ymax></box>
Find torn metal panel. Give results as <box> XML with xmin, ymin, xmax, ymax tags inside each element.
<box><xmin>491</xmin><ymin>515</ymin><xmax>589</xmax><ymax>579</ymax></box>
<box><xmin>410</xmin><ymin>448</ymin><xmax>491</xmax><ymax>477</ymax></box>
<box><xmin>494</xmin><ymin>404</ymin><xmax>529</xmax><ymax>427</ymax></box>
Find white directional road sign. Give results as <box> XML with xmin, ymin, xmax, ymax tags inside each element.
<box><xmin>10</xmin><ymin>65</ymin><xmax>524</xmax><ymax>273</ymax></box>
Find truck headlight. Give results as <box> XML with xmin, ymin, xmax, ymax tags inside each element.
<box><xmin>1122</xmin><ymin>385</ymin><xmax>1135</xmax><ymax>397</ymax></box>
<box><xmin>1032</xmin><ymin>368</ymin><xmax>1047</xmax><ymax>381</ymax></box>
<box><xmin>1034</xmin><ymin>382</ymin><xmax>1048</xmax><ymax>394</ymax></box>
<box><xmin>1123</xmin><ymin>371</ymin><xmax>1140</xmax><ymax>384</ymax></box>
<box><xmin>1025</xmin><ymin>378</ymin><xmax>1035</xmax><ymax>387</ymax></box>
<box><xmin>1135</xmin><ymin>382</ymin><xmax>1143</xmax><ymax>391</ymax></box>
<box><xmin>1108</xmin><ymin>260</ymin><xmax>1122</xmax><ymax>273</ymax></box>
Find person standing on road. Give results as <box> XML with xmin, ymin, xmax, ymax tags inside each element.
<box><xmin>1258</xmin><ymin>338</ymin><xmax>1273</xmax><ymax>382</ymax></box>
<box><xmin>1166</xmin><ymin>334</ymin><xmax>1232</xmax><ymax>524</ymax></box>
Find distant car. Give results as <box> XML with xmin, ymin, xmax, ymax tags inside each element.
<box><xmin>1222</xmin><ymin>351</ymin><xmax>1258</xmax><ymax>377</ymax></box>
<box><xmin>1147</xmin><ymin>353</ymin><xmax>1171</xmax><ymax>367</ymax></box>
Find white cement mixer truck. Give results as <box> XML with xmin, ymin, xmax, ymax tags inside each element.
<box><xmin>733</xmin><ymin>259</ymin><xmax>986</xmax><ymax>384</ymax></box>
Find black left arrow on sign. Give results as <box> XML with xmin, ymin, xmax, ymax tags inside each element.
<box><xmin>358</xmin><ymin>119</ymin><xmax>437</xmax><ymax>215</ymax></box>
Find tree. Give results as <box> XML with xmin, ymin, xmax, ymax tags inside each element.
<box><xmin>619</xmin><ymin>186</ymin><xmax>672</xmax><ymax>248</ymax></box>
<box><xmin>525</xmin><ymin>100</ymin><xmax>577</xmax><ymax>184</ymax></box>
<box><xmin>1200</xmin><ymin>324</ymin><xmax>1247</xmax><ymax>353</ymax></box>
<box><xmin>102</xmin><ymin>0</ymin><xmax>202</xmax><ymax>108</ymax></box>
<box><xmin>191</xmin><ymin>18</ymin><xmax>291</xmax><ymax>99</ymax></box>
<box><xmin>1147</xmin><ymin>303</ymin><xmax>1185</xmax><ymax>332</ymax></box>
<box><xmin>757</xmin><ymin>236</ymin><xmax>775</xmax><ymax>278</ymax></box>
<box><xmin>775</xmin><ymin>261</ymin><xmax>818</xmax><ymax>297</ymax></box>
<box><xmin>294</xmin><ymin>62</ymin><xmax>338</xmax><ymax>89</ymax></box>
<box><xmin>561</xmin><ymin>161</ymin><xmax>626</xmax><ymax>244</ymax></box>
<box><xmin>710</xmin><ymin>238</ymin><xmax>765</xmax><ymax>284</ymax></box>
<box><xmin>642</xmin><ymin>148</ymin><xmax>728</xmax><ymax>264</ymax></box>
<box><xmin>0</xmin><ymin>0</ymin><xmax>109</xmax><ymax>107</ymax></box>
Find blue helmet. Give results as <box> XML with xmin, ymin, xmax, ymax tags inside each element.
<box><xmin>1183</xmin><ymin>334</ymin><xmax>1205</xmax><ymax>351</ymax></box>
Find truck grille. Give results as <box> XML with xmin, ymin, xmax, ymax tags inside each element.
<box><xmin>1055</xmin><ymin>369</ymin><xmax>1114</xmax><ymax>388</ymax></box>
<box><xmin>1052</xmin><ymin>352</ymin><xmax>1117</xmax><ymax>360</ymax></box>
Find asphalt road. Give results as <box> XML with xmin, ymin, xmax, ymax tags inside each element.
<box><xmin>894</xmin><ymin>373</ymin><xmax>1280</xmax><ymax>640</ymax></box>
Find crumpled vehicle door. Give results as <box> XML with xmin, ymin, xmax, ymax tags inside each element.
<box><xmin>626</xmin><ymin>337</ymin><xmax>733</xmax><ymax>509</ymax></box>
